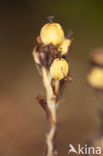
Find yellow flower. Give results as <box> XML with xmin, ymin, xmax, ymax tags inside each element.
<box><xmin>40</xmin><ymin>23</ymin><xmax>64</xmax><ymax>46</ymax></box>
<box><xmin>58</xmin><ymin>38</ymin><xmax>71</xmax><ymax>55</ymax></box>
<box><xmin>87</xmin><ymin>67</ymin><xmax>103</xmax><ymax>89</ymax></box>
<box><xmin>50</xmin><ymin>58</ymin><xmax>69</xmax><ymax>80</ymax></box>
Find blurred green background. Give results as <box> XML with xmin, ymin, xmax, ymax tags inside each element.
<box><xmin>0</xmin><ymin>0</ymin><xmax>103</xmax><ymax>155</ymax></box>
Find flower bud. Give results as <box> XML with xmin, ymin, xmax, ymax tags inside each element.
<box><xmin>50</xmin><ymin>58</ymin><xmax>69</xmax><ymax>80</ymax></box>
<box><xmin>40</xmin><ymin>23</ymin><xmax>64</xmax><ymax>46</ymax></box>
<box><xmin>58</xmin><ymin>38</ymin><xmax>71</xmax><ymax>55</ymax></box>
<box><xmin>87</xmin><ymin>67</ymin><xmax>103</xmax><ymax>89</ymax></box>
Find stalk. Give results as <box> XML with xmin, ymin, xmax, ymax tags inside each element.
<box><xmin>33</xmin><ymin>50</ymin><xmax>59</xmax><ymax>155</ymax></box>
<box><xmin>42</xmin><ymin>67</ymin><xmax>58</xmax><ymax>156</ymax></box>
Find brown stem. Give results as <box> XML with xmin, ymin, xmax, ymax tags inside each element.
<box><xmin>33</xmin><ymin>46</ymin><xmax>71</xmax><ymax>156</ymax></box>
<box><xmin>36</xmin><ymin>94</ymin><xmax>58</xmax><ymax>156</ymax></box>
<box><xmin>46</xmin><ymin>104</ymin><xmax>57</xmax><ymax>156</ymax></box>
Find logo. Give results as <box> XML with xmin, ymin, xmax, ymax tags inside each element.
<box><xmin>68</xmin><ymin>144</ymin><xmax>101</xmax><ymax>155</ymax></box>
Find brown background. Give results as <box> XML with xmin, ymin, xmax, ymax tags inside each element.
<box><xmin>0</xmin><ymin>0</ymin><xmax>103</xmax><ymax>155</ymax></box>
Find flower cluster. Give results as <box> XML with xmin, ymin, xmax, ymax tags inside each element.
<box><xmin>35</xmin><ymin>17</ymin><xmax>72</xmax><ymax>80</ymax></box>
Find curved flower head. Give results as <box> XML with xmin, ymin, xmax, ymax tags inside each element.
<box><xmin>58</xmin><ymin>38</ymin><xmax>71</xmax><ymax>56</ymax></box>
<box><xmin>40</xmin><ymin>23</ymin><xmax>64</xmax><ymax>46</ymax></box>
<box><xmin>50</xmin><ymin>58</ymin><xmax>69</xmax><ymax>80</ymax></box>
